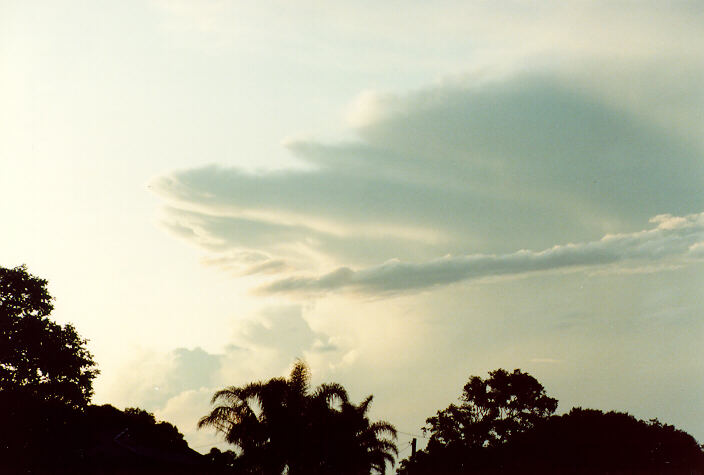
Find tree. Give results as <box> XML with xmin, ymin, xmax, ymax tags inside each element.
<box><xmin>398</xmin><ymin>370</ymin><xmax>704</xmax><ymax>474</ymax></box>
<box><xmin>199</xmin><ymin>360</ymin><xmax>397</xmax><ymax>474</ymax></box>
<box><xmin>502</xmin><ymin>407</ymin><xmax>704</xmax><ymax>472</ymax></box>
<box><xmin>424</xmin><ymin>368</ymin><xmax>557</xmax><ymax>451</ymax></box>
<box><xmin>1</xmin><ymin>400</ymin><xmax>208</xmax><ymax>473</ymax></box>
<box><xmin>398</xmin><ymin>369</ymin><xmax>557</xmax><ymax>474</ymax></box>
<box><xmin>0</xmin><ymin>265</ymin><xmax>98</xmax><ymax>407</ymax></box>
<box><xmin>320</xmin><ymin>395</ymin><xmax>398</xmax><ymax>475</ymax></box>
<box><xmin>206</xmin><ymin>447</ymin><xmax>240</xmax><ymax>473</ymax></box>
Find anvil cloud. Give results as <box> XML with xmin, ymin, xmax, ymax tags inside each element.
<box><xmin>152</xmin><ymin>74</ymin><xmax>704</xmax><ymax>290</ymax></box>
<box><xmin>263</xmin><ymin>212</ymin><xmax>704</xmax><ymax>295</ymax></box>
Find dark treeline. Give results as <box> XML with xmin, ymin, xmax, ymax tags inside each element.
<box><xmin>396</xmin><ymin>370</ymin><xmax>704</xmax><ymax>474</ymax></box>
<box><xmin>2</xmin><ymin>394</ymin><xmax>203</xmax><ymax>474</ymax></box>
<box><xmin>1</xmin><ymin>265</ymin><xmax>204</xmax><ymax>474</ymax></box>
<box><xmin>2</xmin><ymin>265</ymin><xmax>703</xmax><ymax>474</ymax></box>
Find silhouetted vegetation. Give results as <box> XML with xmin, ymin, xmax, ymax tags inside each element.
<box><xmin>0</xmin><ymin>265</ymin><xmax>98</xmax><ymax>407</ymax></box>
<box><xmin>199</xmin><ymin>360</ymin><xmax>398</xmax><ymax>474</ymax></box>
<box><xmin>501</xmin><ymin>407</ymin><xmax>704</xmax><ymax>473</ymax></box>
<box><xmin>1</xmin><ymin>392</ymin><xmax>205</xmax><ymax>473</ymax></box>
<box><xmin>0</xmin><ymin>265</ymin><xmax>206</xmax><ymax>474</ymax></box>
<box><xmin>398</xmin><ymin>370</ymin><xmax>704</xmax><ymax>474</ymax></box>
<box><xmin>423</xmin><ymin>369</ymin><xmax>558</xmax><ymax>451</ymax></box>
<box><xmin>3</xmin><ymin>265</ymin><xmax>703</xmax><ymax>474</ymax></box>
<box><xmin>206</xmin><ymin>447</ymin><xmax>241</xmax><ymax>473</ymax></box>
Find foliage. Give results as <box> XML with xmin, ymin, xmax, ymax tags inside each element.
<box><xmin>500</xmin><ymin>407</ymin><xmax>704</xmax><ymax>472</ymax></box>
<box><xmin>199</xmin><ymin>360</ymin><xmax>398</xmax><ymax>474</ymax></box>
<box><xmin>398</xmin><ymin>370</ymin><xmax>704</xmax><ymax>474</ymax></box>
<box><xmin>313</xmin><ymin>394</ymin><xmax>398</xmax><ymax>474</ymax></box>
<box><xmin>206</xmin><ymin>447</ymin><xmax>240</xmax><ymax>473</ymax></box>
<box><xmin>423</xmin><ymin>368</ymin><xmax>557</xmax><ymax>451</ymax></box>
<box><xmin>0</xmin><ymin>265</ymin><xmax>98</xmax><ymax>407</ymax></box>
<box><xmin>0</xmin><ymin>265</ymin><xmax>207</xmax><ymax>473</ymax></box>
<box><xmin>117</xmin><ymin>406</ymin><xmax>190</xmax><ymax>451</ymax></box>
<box><xmin>0</xmin><ymin>396</ymin><xmax>203</xmax><ymax>473</ymax></box>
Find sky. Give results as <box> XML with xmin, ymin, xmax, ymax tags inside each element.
<box><xmin>2</xmin><ymin>0</ymin><xmax>703</xmax><ymax>455</ymax></box>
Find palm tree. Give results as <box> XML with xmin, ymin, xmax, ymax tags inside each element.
<box><xmin>198</xmin><ymin>361</ymin><xmax>316</xmax><ymax>473</ymax></box>
<box><xmin>198</xmin><ymin>360</ymin><xmax>397</xmax><ymax>474</ymax></box>
<box><xmin>319</xmin><ymin>395</ymin><xmax>398</xmax><ymax>475</ymax></box>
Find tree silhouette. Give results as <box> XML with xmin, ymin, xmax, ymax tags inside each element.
<box><xmin>398</xmin><ymin>370</ymin><xmax>704</xmax><ymax>474</ymax></box>
<box><xmin>199</xmin><ymin>360</ymin><xmax>397</xmax><ymax>474</ymax></box>
<box><xmin>502</xmin><ymin>407</ymin><xmax>704</xmax><ymax>472</ymax></box>
<box><xmin>0</xmin><ymin>265</ymin><xmax>98</xmax><ymax>407</ymax></box>
<box><xmin>424</xmin><ymin>368</ymin><xmax>557</xmax><ymax>451</ymax></box>
<box><xmin>319</xmin><ymin>395</ymin><xmax>398</xmax><ymax>474</ymax></box>
<box><xmin>206</xmin><ymin>447</ymin><xmax>240</xmax><ymax>473</ymax></box>
<box><xmin>0</xmin><ymin>266</ymin><xmax>212</xmax><ymax>472</ymax></box>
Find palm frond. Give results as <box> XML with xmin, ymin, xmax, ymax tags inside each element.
<box><xmin>287</xmin><ymin>359</ymin><xmax>310</xmax><ymax>396</ymax></box>
<box><xmin>369</xmin><ymin>420</ymin><xmax>398</xmax><ymax>439</ymax></box>
<box><xmin>365</xmin><ymin>438</ymin><xmax>398</xmax><ymax>455</ymax></box>
<box><xmin>312</xmin><ymin>382</ymin><xmax>349</xmax><ymax>407</ymax></box>
<box><xmin>210</xmin><ymin>387</ymin><xmax>239</xmax><ymax>405</ymax></box>
<box><xmin>357</xmin><ymin>394</ymin><xmax>374</xmax><ymax>414</ymax></box>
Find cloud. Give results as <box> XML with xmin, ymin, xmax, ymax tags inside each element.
<box><xmin>106</xmin><ymin>347</ymin><xmax>224</xmax><ymax>412</ymax></box>
<box><xmin>104</xmin><ymin>305</ymin><xmax>354</xmax><ymax>449</ymax></box>
<box><xmin>110</xmin><ymin>305</ymin><xmax>346</xmax><ymax>409</ymax></box>
<box><xmin>690</xmin><ymin>242</ymin><xmax>704</xmax><ymax>258</ymax></box>
<box><xmin>155</xmin><ymin>388</ymin><xmax>216</xmax><ymax>450</ymax></box>
<box><xmin>200</xmin><ymin>250</ymin><xmax>289</xmax><ymax>275</ymax></box>
<box><xmin>261</xmin><ymin>212</ymin><xmax>704</xmax><ymax>295</ymax></box>
<box><xmin>152</xmin><ymin>72</ymin><xmax>704</xmax><ymax>282</ymax></box>
<box><xmin>140</xmin><ymin>0</ymin><xmax>704</xmax><ymax>445</ymax></box>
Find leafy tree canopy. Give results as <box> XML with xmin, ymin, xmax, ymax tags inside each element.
<box><xmin>399</xmin><ymin>370</ymin><xmax>704</xmax><ymax>474</ymax></box>
<box><xmin>0</xmin><ymin>265</ymin><xmax>98</xmax><ymax>407</ymax></box>
<box><xmin>199</xmin><ymin>360</ymin><xmax>398</xmax><ymax>475</ymax></box>
<box><xmin>424</xmin><ymin>368</ymin><xmax>557</xmax><ymax>451</ymax></box>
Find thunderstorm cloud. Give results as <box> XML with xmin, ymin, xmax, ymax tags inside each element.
<box><xmin>152</xmin><ymin>73</ymin><xmax>704</xmax><ymax>295</ymax></box>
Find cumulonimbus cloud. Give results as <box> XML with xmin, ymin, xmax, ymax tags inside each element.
<box><xmin>260</xmin><ymin>212</ymin><xmax>704</xmax><ymax>295</ymax></box>
<box><xmin>153</xmin><ymin>75</ymin><xmax>704</xmax><ymax>264</ymax></box>
<box><xmin>151</xmin><ymin>71</ymin><xmax>704</xmax><ymax>292</ymax></box>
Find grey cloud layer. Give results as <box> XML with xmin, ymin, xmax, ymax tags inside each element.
<box><xmin>152</xmin><ymin>74</ymin><xmax>704</xmax><ymax>281</ymax></box>
<box><xmin>262</xmin><ymin>212</ymin><xmax>704</xmax><ymax>295</ymax></box>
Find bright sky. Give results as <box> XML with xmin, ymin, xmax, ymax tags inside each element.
<box><xmin>2</xmin><ymin>0</ymin><xmax>703</xmax><ymax>453</ymax></box>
